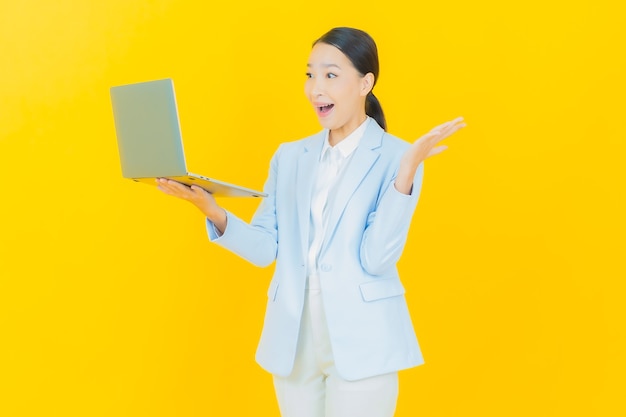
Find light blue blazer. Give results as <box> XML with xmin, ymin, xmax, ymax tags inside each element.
<box><xmin>207</xmin><ymin>120</ymin><xmax>424</xmax><ymax>381</ymax></box>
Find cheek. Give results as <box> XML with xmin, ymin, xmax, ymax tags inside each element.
<box><xmin>333</xmin><ymin>82</ymin><xmax>359</xmax><ymax>104</ymax></box>
<box><xmin>304</xmin><ymin>80</ymin><xmax>313</xmax><ymax>99</ymax></box>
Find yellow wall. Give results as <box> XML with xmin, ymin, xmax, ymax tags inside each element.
<box><xmin>1</xmin><ymin>1</ymin><xmax>624</xmax><ymax>415</ymax></box>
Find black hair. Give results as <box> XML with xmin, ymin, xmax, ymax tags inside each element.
<box><xmin>313</xmin><ymin>27</ymin><xmax>387</xmax><ymax>131</ymax></box>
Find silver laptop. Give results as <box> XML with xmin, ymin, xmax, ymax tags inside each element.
<box><xmin>110</xmin><ymin>78</ymin><xmax>267</xmax><ymax>198</ymax></box>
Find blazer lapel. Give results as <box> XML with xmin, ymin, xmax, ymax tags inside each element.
<box><xmin>324</xmin><ymin>121</ymin><xmax>385</xmax><ymax>246</ymax></box>
<box><xmin>296</xmin><ymin>132</ymin><xmax>325</xmax><ymax>260</ymax></box>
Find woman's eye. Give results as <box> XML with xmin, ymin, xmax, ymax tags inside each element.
<box><xmin>327</xmin><ymin>73</ymin><xmax>337</xmax><ymax>79</ymax></box>
<box><xmin>305</xmin><ymin>73</ymin><xmax>313</xmax><ymax>79</ymax></box>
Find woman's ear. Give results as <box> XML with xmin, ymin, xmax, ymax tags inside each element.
<box><xmin>361</xmin><ymin>72</ymin><xmax>375</xmax><ymax>96</ymax></box>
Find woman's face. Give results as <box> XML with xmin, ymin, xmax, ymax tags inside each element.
<box><xmin>305</xmin><ymin>42</ymin><xmax>372</xmax><ymax>139</ymax></box>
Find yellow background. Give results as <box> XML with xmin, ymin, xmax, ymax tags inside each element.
<box><xmin>1</xmin><ymin>0</ymin><xmax>624</xmax><ymax>415</ymax></box>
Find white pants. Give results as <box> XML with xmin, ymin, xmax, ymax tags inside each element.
<box><xmin>273</xmin><ymin>274</ymin><xmax>398</xmax><ymax>417</ymax></box>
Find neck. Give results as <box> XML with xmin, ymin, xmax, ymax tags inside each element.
<box><xmin>328</xmin><ymin>114</ymin><xmax>367</xmax><ymax>146</ymax></box>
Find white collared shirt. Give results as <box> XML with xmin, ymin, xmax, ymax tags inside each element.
<box><xmin>307</xmin><ymin>117</ymin><xmax>371</xmax><ymax>275</ymax></box>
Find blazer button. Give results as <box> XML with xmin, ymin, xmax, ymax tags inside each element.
<box><xmin>320</xmin><ymin>264</ymin><xmax>332</xmax><ymax>272</ymax></box>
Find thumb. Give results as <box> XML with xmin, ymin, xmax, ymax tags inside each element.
<box><xmin>427</xmin><ymin>145</ymin><xmax>448</xmax><ymax>158</ymax></box>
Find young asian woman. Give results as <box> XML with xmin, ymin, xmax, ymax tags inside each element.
<box><xmin>157</xmin><ymin>27</ymin><xmax>465</xmax><ymax>417</ymax></box>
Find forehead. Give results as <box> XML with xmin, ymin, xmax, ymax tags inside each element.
<box><xmin>307</xmin><ymin>42</ymin><xmax>353</xmax><ymax>69</ymax></box>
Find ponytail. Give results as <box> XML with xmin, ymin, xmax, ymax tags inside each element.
<box><xmin>366</xmin><ymin>92</ymin><xmax>386</xmax><ymax>131</ymax></box>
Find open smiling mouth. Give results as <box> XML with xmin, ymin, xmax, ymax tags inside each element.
<box><xmin>318</xmin><ymin>104</ymin><xmax>334</xmax><ymax>115</ymax></box>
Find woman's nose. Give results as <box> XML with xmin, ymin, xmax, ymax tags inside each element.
<box><xmin>310</xmin><ymin>78</ymin><xmax>325</xmax><ymax>96</ymax></box>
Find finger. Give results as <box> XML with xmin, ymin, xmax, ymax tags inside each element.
<box><xmin>166</xmin><ymin>180</ymin><xmax>195</xmax><ymax>195</ymax></box>
<box><xmin>425</xmin><ymin>130</ymin><xmax>441</xmax><ymax>140</ymax></box>
<box><xmin>415</xmin><ymin>130</ymin><xmax>442</xmax><ymax>148</ymax></box>
<box><xmin>431</xmin><ymin>116</ymin><xmax>465</xmax><ymax>135</ymax></box>
<box><xmin>440</xmin><ymin>118</ymin><xmax>465</xmax><ymax>135</ymax></box>
<box><xmin>430</xmin><ymin>117</ymin><xmax>460</xmax><ymax>133</ymax></box>
<box><xmin>434</xmin><ymin>121</ymin><xmax>467</xmax><ymax>142</ymax></box>
<box><xmin>156</xmin><ymin>178</ymin><xmax>193</xmax><ymax>198</ymax></box>
<box><xmin>438</xmin><ymin>123</ymin><xmax>463</xmax><ymax>139</ymax></box>
<box><xmin>190</xmin><ymin>185</ymin><xmax>212</xmax><ymax>198</ymax></box>
<box><xmin>156</xmin><ymin>178</ymin><xmax>177</xmax><ymax>193</ymax></box>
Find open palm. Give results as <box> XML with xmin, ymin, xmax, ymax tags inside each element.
<box><xmin>395</xmin><ymin>116</ymin><xmax>466</xmax><ymax>194</ymax></box>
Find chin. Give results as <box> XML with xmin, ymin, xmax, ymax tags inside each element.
<box><xmin>317</xmin><ymin>113</ymin><xmax>344</xmax><ymax>130</ymax></box>
<box><xmin>316</xmin><ymin>117</ymin><xmax>334</xmax><ymax>130</ymax></box>
<box><xmin>319</xmin><ymin>121</ymin><xmax>334</xmax><ymax>130</ymax></box>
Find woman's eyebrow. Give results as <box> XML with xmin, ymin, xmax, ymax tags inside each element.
<box><xmin>307</xmin><ymin>63</ymin><xmax>342</xmax><ymax>69</ymax></box>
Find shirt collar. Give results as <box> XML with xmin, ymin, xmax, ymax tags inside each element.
<box><xmin>321</xmin><ymin>117</ymin><xmax>370</xmax><ymax>161</ymax></box>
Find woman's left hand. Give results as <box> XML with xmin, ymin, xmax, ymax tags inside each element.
<box><xmin>394</xmin><ymin>116</ymin><xmax>466</xmax><ymax>194</ymax></box>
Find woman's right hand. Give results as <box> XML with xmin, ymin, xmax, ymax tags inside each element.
<box><xmin>156</xmin><ymin>178</ymin><xmax>227</xmax><ymax>233</ymax></box>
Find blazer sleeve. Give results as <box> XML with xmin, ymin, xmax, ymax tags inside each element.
<box><xmin>205</xmin><ymin>145</ymin><xmax>282</xmax><ymax>267</ymax></box>
<box><xmin>359</xmin><ymin>162</ymin><xmax>424</xmax><ymax>275</ymax></box>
